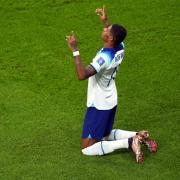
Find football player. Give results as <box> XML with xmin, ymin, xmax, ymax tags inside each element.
<box><xmin>66</xmin><ymin>6</ymin><xmax>157</xmax><ymax>163</ymax></box>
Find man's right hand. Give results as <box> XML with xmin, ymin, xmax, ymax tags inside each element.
<box><xmin>95</xmin><ymin>5</ymin><xmax>110</xmax><ymax>27</ymax></box>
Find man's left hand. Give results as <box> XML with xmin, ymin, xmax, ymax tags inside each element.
<box><xmin>66</xmin><ymin>31</ymin><xmax>78</xmax><ymax>52</ymax></box>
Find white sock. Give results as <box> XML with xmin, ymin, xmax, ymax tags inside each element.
<box><xmin>82</xmin><ymin>139</ymin><xmax>129</xmax><ymax>156</ymax></box>
<box><xmin>107</xmin><ymin>129</ymin><xmax>137</xmax><ymax>140</ymax></box>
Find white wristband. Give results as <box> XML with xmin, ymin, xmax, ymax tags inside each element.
<box><xmin>73</xmin><ymin>51</ymin><xmax>80</xmax><ymax>57</ymax></box>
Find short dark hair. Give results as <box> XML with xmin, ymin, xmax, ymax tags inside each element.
<box><xmin>111</xmin><ymin>24</ymin><xmax>127</xmax><ymax>47</ymax></box>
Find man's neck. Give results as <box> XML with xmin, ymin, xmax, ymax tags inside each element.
<box><xmin>103</xmin><ymin>43</ymin><xmax>114</xmax><ymax>49</ymax></box>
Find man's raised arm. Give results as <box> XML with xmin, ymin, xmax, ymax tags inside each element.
<box><xmin>66</xmin><ymin>32</ymin><xmax>96</xmax><ymax>80</ymax></box>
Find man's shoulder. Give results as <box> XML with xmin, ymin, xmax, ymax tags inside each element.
<box><xmin>98</xmin><ymin>48</ymin><xmax>116</xmax><ymax>62</ymax></box>
<box><xmin>95</xmin><ymin>50</ymin><xmax>110</xmax><ymax>62</ymax></box>
<box><xmin>93</xmin><ymin>42</ymin><xmax>125</xmax><ymax>66</ymax></box>
<box><xmin>99</xmin><ymin>42</ymin><xmax>124</xmax><ymax>57</ymax></box>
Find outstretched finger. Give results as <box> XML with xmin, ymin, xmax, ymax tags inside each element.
<box><xmin>71</xmin><ymin>31</ymin><xmax>75</xmax><ymax>36</ymax></box>
<box><xmin>103</xmin><ymin>5</ymin><xmax>105</xmax><ymax>11</ymax></box>
<box><xmin>71</xmin><ymin>31</ymin><xmax>76</xmax><ymax>39</ymax></box>
<box><xmin>95</xmin><ymin>8</ymin><xmax>102</xmax><ymax>13</ymax></box>
<box><xmin>103</xmin><ymin>5</ymin><xmax>106</xmax><ymax>14</ymax></box>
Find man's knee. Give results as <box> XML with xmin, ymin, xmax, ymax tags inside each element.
<box><xmin>81</xmin><ymin>138</ymin><xmax>98</xmax><ymax>149</ymax></box>
<box><xmin>81</xmin><ymin>138</ymin><xmax>98</xmax><ymax>156</ymax></box>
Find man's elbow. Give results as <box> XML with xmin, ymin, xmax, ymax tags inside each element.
<box><xmin>78</xmin><ymin>76</ymin><xmax>87</xmax><ymax>81</ymax></box>
<box><xmin>77</xmin><ymin>70</ymin><xmax>91</xmax><ymax>80</ymax></box>
<box><xmin>77</xmin><ymin>74</ymin><xmax>88</xmax><ymax>80</ymax></box>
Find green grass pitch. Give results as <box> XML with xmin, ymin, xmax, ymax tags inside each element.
<box><xmin>0</xmin><ymin>0</ymin><xmax>179</xmax><ymax>179</ymax></box>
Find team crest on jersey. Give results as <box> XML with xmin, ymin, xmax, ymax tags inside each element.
<box><xmin>97</xmin><ymin>57</ymin><xmax>105</xmax><ymax>66</ymax></box>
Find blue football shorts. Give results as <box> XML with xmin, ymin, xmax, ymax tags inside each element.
<box><xmin>82</xmin><ymin>106</ymin><xmax>117</xmax><ymax>141</ymax></box>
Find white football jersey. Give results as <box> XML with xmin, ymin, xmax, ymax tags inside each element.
<box><xmin>87</xmin><ymin>42</ymin><xmax>125</xmax><ymax>110</ymax></box>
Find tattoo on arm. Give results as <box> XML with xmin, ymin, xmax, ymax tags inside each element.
<box><xmin>85</xmin><ymin>65</ymin><xmax>97</xmax><ymax>78</ymax></box>
<box><xmin>74</xmin><ymin>56</ymin><xmax>96</xmax><ymax>80</ymax></box>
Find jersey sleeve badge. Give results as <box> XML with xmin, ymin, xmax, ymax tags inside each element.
<box><xmin>97</xmin><ymin>57</ymin><xmax>105</xmax><ymax>66</ymax></box>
